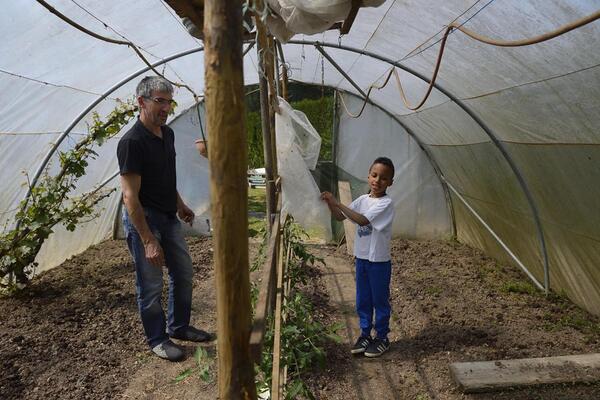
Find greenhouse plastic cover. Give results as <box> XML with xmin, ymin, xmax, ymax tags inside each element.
<box><xmin>275</xmin><ymin>97</ymin><xmax>331</xmax><ymax>241</ymax></box>
<box><xmin>1</xmin><ymin>0</ymin><xmax>600</xmax><ymax>316</ymax></box>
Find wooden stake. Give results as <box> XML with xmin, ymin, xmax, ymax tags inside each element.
<box><xmin>256</xmin><ymin>15</ymin><xmax>276</xmax><ymax>230</ymax></box>
<box><xmin>204</xmin><ymin>1</ymin><xmax>257</xmax><ymax>398</ymax></box>
<box><xmin>338</xmin><ymin>181</ymin><xmax>356</xmax><ymax>255</ymax></box>
<box><xmin>276</xmin><ymin>41</ymin><xmax>289</xmax><ymax>100</ymax></box>
<box><xmin>266</xmin><ymin>35</ymin><xmax>279</xmax><ymax>178</ymax></box>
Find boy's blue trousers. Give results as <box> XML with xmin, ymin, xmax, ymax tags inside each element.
<box><xmin>355</xmin><ymin>258</ymin><xmax>392</xmax><ymax>339</ymax></box>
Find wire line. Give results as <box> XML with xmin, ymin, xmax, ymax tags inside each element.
<box><xmin>36</xmin><ymin>0</ymin><xmax>200</xmax><ymax>101</ymax></box>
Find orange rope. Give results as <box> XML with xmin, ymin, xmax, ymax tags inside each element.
<box><xmin>340</xmin><ymin>9</ymin><xmax>600</xmax><ymax>117</ymax></box>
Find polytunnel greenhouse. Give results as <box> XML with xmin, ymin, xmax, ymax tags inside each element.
<box><xmin>2</xmin><ymin>0</ymin><xmax>600</xmax><ymax>399</ymax></box>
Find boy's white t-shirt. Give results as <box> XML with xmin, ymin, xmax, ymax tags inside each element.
<box><xmin>348</xmin><ymin>194</ymin><xmax>395</xmax><ymax>262</ymax></box>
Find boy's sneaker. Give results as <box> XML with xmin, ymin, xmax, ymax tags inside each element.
<box><xmin>351</xmin><ymin>336</ymin><xmax>372</xmax><ymax>354</ymax></box>
<box><xmin>364</xmin><ymin>337</ymin><xmax>390</xmax><ymax>358</ymax></box>
<box><xmin>152</xmin><ymin>340</ymin><xmax>185</xmax><ymax>362</ymax></box>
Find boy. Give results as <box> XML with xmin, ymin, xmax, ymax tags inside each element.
<box><xmin>321</xmin><ymin>157</ymin><xmax>395</xmax><ymax>357</ymax></box>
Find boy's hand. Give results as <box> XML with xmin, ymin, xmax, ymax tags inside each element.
<box><xmin>320</xmin><ymin>191</ymin><xmax>338</xmax><ymax>206</ymax></box>
<box><xmin>178</xmin><ymin>204</ymin><xmax>195</xmax><ymax>226</ymax></box>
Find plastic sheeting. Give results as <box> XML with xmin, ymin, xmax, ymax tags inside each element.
<box><xmin>336</xmin><ymin>93</ymin><xmax>452</xmax><ymax>239</ymax></box>
<box><xmin>266</xmin><ymin>0</ymin><xmax>385</xmax><ymax>40</ymax></box>
<box><xmin>276</xmin><ymin>98</ymin><xmax>332</xmax><ymax>241</ymax></box>
<box><xmin>2</xmin><ymin>0</ymin><xmax>600</xmax><ymax>316</ymax></box>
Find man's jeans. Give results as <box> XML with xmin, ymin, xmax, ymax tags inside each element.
<box><xmin>123</xmin><ymin>207</ymin><xmax>193</xmax><ymax>348</ymax></box>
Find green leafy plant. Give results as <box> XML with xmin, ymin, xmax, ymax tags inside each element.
<box><xmin>0</xmin><ymin>100</ymin><xmax>137</xmax><ymax>290</ymax></box>
<box><xmin>173</xmin><ymin>346</ymin><xmax>214</xmax><ymax>384</ymax></box>
<box><xmin>256</xmin><ymin>217</ymin><xmax>342</xmax><ymax>399</ymax></box>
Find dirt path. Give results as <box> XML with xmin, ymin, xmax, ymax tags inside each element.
<box><xmin>308</xmin><ymin>246</ymin><xmax>434</xmax><ymax>399</ymax></box>
<box><xmin>3</xmin><ymin>238</ymin><xmax>600</xmax><ymax>399</ymax></box>
<box><xmin>306</xmin><ymin>241</ymin><xmax>600</xmax><ymax>400</ymax></box>
<box><xmin>120</xmin><ymin>268</ymin><xmax>219</xmax><ymax>400</ymax></box>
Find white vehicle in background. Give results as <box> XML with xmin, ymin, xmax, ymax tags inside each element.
<box><xmin>247</xmin><ymin>167</ymin><xmax>266</xmax><ymax>188</ymax></box>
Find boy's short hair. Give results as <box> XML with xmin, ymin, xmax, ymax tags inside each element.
<box><xmin>136</xmin><ymin>76</ymin><xmax>173</xmax><ymax>98</ymax></box>
<box><xmin>371</xmin><ymin>157</ymin><xmax>395</xmax><ymax>178</ymax></box>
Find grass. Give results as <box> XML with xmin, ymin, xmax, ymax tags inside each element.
<box><xmin>425</xmin><ymin>286</ymin><xmax>443</xmax><ymax>296</ymax></box>
<box><xmin>500</xmin><ymin>280</ymin><xmax>537</xmax><ymax>295</ymax></box>
<box><xmin>173</xmin><ymin>346</ymin><xmax>214</xmax><ymax>384</ymax></box>
<box><xmin>248</xmin><ymin>187</ymin><xmax>266</xmax><ymax>237</ymax></box>
<box><xmin>249</xmin><ymin>217</ymin><xmax>266</xmax><ymax>238</ymax></box>
<box><xmin>248</xmin><ymin>187</ymin><xmax>266</xmax><ymax>214</ymax></box>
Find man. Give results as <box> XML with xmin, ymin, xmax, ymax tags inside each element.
<box><xmin>117</xmin><ymin>76</ymin><xmax>211</xmax><ymax>362</ymax></box>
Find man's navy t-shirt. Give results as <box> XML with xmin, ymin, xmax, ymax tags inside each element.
<box><xmin>117</xmin><ymin>118</ymin><xmax>177</xmax><ymax>214</ymax></box>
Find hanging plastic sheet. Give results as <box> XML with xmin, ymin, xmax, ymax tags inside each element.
<box><xmin>276</xmin><ymin>97</ymin><xmax>332</xmax><ymax>241</ymax></box>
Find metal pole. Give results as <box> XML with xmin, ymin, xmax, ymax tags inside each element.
<box><xmin>442</xmin><ymin>177</ymin><xmax>545</xmax><ymax>291</ymax></box>
<box><xmin>315</xmin><ymin>45</ymin><xmax>367</xmax><ymax>98</ymax></box>
<box><xmin>21</xmin><ymin>43</ymin><xmax>256</xmax><ymax>212</ymax></box>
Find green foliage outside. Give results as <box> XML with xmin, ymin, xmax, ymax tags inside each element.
<box><xmin>248</xmin><ymin>187</ymin><xmax>267</xmax><ymax>237</ymax></box>
<box><xmin>0</xmin><ymin>100</ymin><xmax>138</xmax><ymax>290</ymax></box>
<box><xmin>246</xmin><ymin>83</ymin><xmax>334</xmax><ymax>168</ymax></box>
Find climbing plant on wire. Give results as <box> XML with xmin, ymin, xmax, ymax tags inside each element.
<box><xmin>0</xmin><ymin>99</ymin><xmax>137</xmax><ymax>291</ymax></box>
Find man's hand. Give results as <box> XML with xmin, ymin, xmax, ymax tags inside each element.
<box><xmin>320</xmin><ymin>191</ymin><xmax>339</xmax><ymax>207</ymax></box>
<box><xmin>178</xmin><ymin>203</ymin><xmax>195</xmax><ymax>226</ymax></box>
<box><xmin>195</xmin><ymin>139</ymin><xmax>208</xmax><ymax>158</ymax></box>
<box><xmin>144</xmin><ymin>237</ymin><xmax>165</xmax><ymax>267</ymax></box>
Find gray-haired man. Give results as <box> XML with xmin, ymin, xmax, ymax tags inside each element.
<box><xmin>117</xmin><ymin>76</ymin><xmax>211</xmax><ymax>362</ymax></box>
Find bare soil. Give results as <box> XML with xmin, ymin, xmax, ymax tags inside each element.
<box><xmin>2</xmin><ymin>237</ymin><xmax>600</xmax><ymax>399</ymax></box>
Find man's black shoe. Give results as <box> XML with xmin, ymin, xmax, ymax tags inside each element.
<box><xmin>170</xmin><ymin>326</ymin><xmax>213</xmax><ymax>342</ymax></box>
<box><xmin>152</xmin><ymin>340</ymin><xmax>185</xmax><ymax>362</ymax></box>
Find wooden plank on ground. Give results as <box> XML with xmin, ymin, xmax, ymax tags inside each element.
<box><xmin>450</xmin><ymin>353</ymin><xmax>600</xmax><ymax>393</ymax></box>
<box><xmin>337</xmin><ymin>181</ymin><xmax>355</xmax><ymax>256</ymax></box>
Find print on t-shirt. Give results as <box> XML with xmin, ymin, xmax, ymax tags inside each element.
<box><xmin>357</xmin><ymin>224</ymin><xmax>373</xmax><ymax>237</ymax></box>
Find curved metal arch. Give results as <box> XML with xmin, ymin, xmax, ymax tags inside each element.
<box><xmin>22</xmin><ymin>42</ymin><xmax>254</xmax><ymax>211</ymax></box>
<box><xmin>287</xmin><ymin>39</ymin><xmax>549</xmax><ymax>293</ymax></box>
<box><xmin>17</xmin><ymin>38</ymin><xmax>549</xmax><ymax>292</ymax></box>
<box><xmin>334</xmin><ymin>88</ymin><xmax>457</xmax><ymax>239</ymax></box>
<box><xmin>23</xmin><ymin>46</ymin><xmax>205</xmax><ymax>205</ymax></box>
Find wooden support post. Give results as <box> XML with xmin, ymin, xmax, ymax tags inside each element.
<box><xmin>265</xmin><ymin>36</ymin><xmax>279</xmax><ymax>179</ymax></box>
<box><xmin>340</xmin><ymin>0</ymin><xmax>361</xmax><ymax>34</ymax></box>
<box><xmin>249</xmin><ymin>196</ymin><xmax>282</xmax><ymax>362</ymax></box>
<box><xmin>270</xmin><ymin>239</ymin><xmax>286</xmax><ymax>400</ymax></box>
<box><xmin>338</xmin><ymin>181</ymin><xmax>355</xmax><ymax>255</ymax></box>
<box><xmin>203</xmin><ymin>1</ymin><xmax>257</xmax><ymax>398</ymax></box>
<box><xmin>256</xmin><ymin>11</ymin><xmax>276</xmax><ymax>231</ymax></box>
<box><xmin>276</xmin><ymin>41</ymin><xmax>289</xmax><ymax>100</ymax></box>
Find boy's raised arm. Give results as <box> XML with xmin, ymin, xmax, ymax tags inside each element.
<box><xmin>320</xmin><ymin>191</ymin><xmax>346</xmax><ymax>221</ymax></box>
<box><xmin>320</xmin><ymin>191</ymin><xmax>370</xmax><ymax>226</ymax></box>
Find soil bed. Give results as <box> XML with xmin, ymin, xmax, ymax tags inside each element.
<box><xmin>2</xmin><ymin>237</ymin><xmax>600</xmax><ymax>399</ymax></box>
<box><xmin>306</xmin><ymin>239</ymin><xmax>600</xmax><ymax>399</ymax></box>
